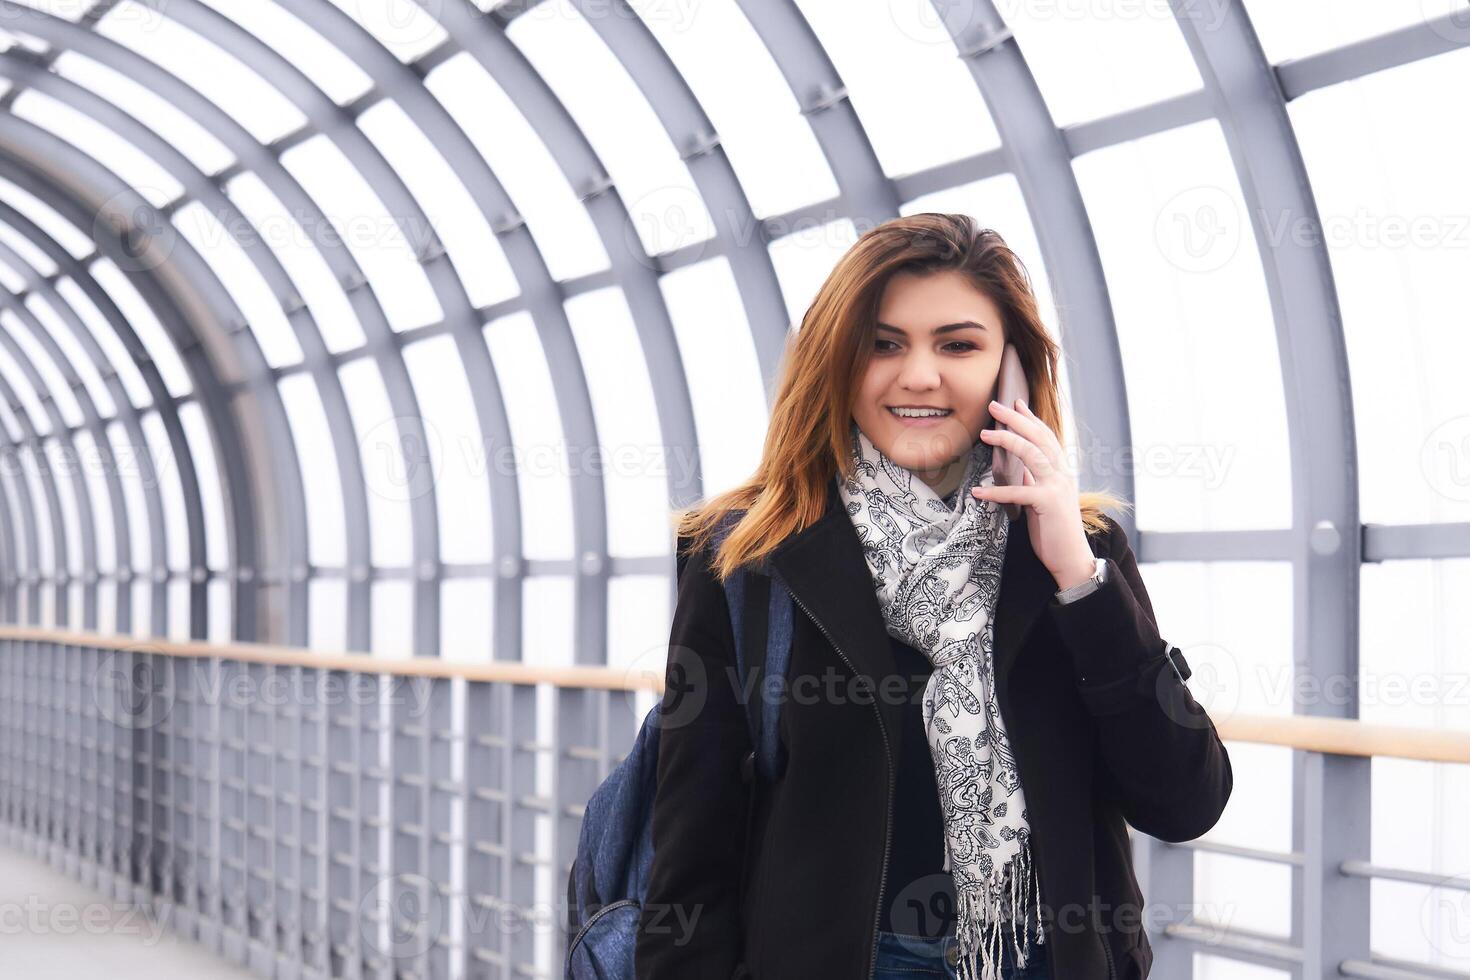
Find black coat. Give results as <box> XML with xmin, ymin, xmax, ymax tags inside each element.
<box><xmin>635</xmin><ymin>479</ymin><xmax>1233</xmax><ymax>979</ymax></box>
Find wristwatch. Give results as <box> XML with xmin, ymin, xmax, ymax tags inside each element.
<box><xmin>1054</xmin><ymin>557</ymin><xmax>1108</xmax><ymax>605</ymax></box>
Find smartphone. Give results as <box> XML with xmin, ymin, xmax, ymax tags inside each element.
<box><xmin>989</xmin><ymin>343</ymin><xmax>1029</xmax><ymax>522</ymax></box>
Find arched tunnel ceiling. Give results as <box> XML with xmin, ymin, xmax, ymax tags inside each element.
<box><xmin>0</xmin><ymin>0</ymin><xmax>1466</xmax><ymax>669</ymax></box>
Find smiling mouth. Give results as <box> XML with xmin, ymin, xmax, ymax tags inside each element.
<box><xmin>888</xmin><ymin>407</ymin><xmax>953</xmax><ymax>419</ymax></box>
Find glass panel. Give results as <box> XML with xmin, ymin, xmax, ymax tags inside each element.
<box><xmin>67</xmin><ymin>580</ymin><xmax>84</xmax><ymax>630</ymax></box>
<box><xmin>178</xmin><ymin>401</ymin><xmax>229</xmax><ymax>571</ymax></box>
<box><xmin>91</xmin><ymin>258</ymin><xmax>193</xmax><ymax>398</ymax></box>
<box><xmin>56</xmin><ymin>276</ymin><xmax>152</xmax><ymax>409</ymax></box>
<box><xmin>1287</xmin><ymin>48</ymin><xmax>1470</xmax><ymax>526</ymax></box>
<box><xmin>99</xmin><ymin>1</ymin><xmax>306</xmax><ymax>146</ymax></box>
<box><xmin>51</xmin><ymin>50</ymin><xmax>236</xmax><ymax>177</ymax></box>
<box><xmin>224</xmin><ymin>172</ymin><xmax>366</xmax><ymax>354</ymax></box>
<box><xmin>1195</xmin><ymin>851</ymin><xmax>1291</xmax><ymax>938</ymax></box>
<box><xmin>6</xmin><ymin>3</ymin><xmax>88</xmax><ymax>25</ymax></box>
<box><xmin>371</xmin><ymin>579</ymin><xmax>414</xmax><ymax>658</ymax></box>
<box><xmin>142</xmin><ymin>410</ymin><xmax>189</xmax><ymax>571</ymax></box>
<box><xmin>607</xmin><ymin>573</ymin><xmax>670</xmax><ymax>675</ymax></box>
<box><xmin>1006</xmin><ymin>2</ymin><xmax>1201</xmax><ymax>128</ymax></box>
<box><xmin>0</xmin><ymin>173</ymin><xmax>95</xmax><ymax>259</ymax></box>
<box><xmin>402</xmin><ymin>334</ymin><xmax>491</xmax><ymax>564</ymax></box>
<box><xmin>99</xmin><ymin>576</ymin><xmax>117</xmax><ymax>634</ymax></box>
<box><xmin>130</xmin><ymin>570</ymin><xmax>149</xmax><ymax>637</ymax></box>
<box><xmin>0</xmin><ymin>259</ymin><xmax>23</xmax><ymax>293</ymax></box>
<box><xmin>441</xmin><ymin>579</ymin><xmax>492</xmax><ymax>663</ymax></box>
<box><xmin>70</xmin><ymin>427</ymin><xmax>116</xmax><ymax>575</ymax></box>
<box><xmin>1073</xmin><ymin>120</ymin><xmax>1289</xmax><ymax>531</ymax></box>
<box><xmin>309</xmin><ymin>577</ymin><xmax>347</xmax><ymax>653</ymax></box>
<box><xmin>792</xmin><ymin>0</ymin><xmax>1000</xmax><ymax>177</ymax></box>
<box><xmin>320</xmin><ymin>0</ymin><xmax>447</xmax><ymax>64</ymax></box>
<box><xmin>1244</xmin><ymin>0</ymin><xmax>1468</xmax><ymax>64</ymax></box>
<box><xmin>208</xmin><ymin>577</ymin><xmax>232</xmax><ymax>644</ymax></box>
<box><xmin>767</xmin><ymin>217</ymin><xmax>858</xmax><ymax>335</ymax></box>
<box><xmin>0</xmin><ymin>330</ymin><xmax>50</xmax><ymax>436</ymax></box>
<box><xmin>43</xmin><ymin>437</ymin><xmax>83</xmax><ymax>576</ymax></box>
<box><xmin>280</xmin><ymin>134</ymin><xmax>444</xmax><ymax>333</ymax></box>
<box><xmin>425</xmin><ymin>52</ymin><xmax>609</xmax><ymax>283</ymax></box>
<box><xmin>0</xmin><ymin>217</ymin><xmax>57</xmax><ymax>277</ymax></box>
<box><xmin>339</xmin><ymin>357</ymin><xmax>412</xmax><ymax>568</ymax></box>
<box><xmin>653</xmin><ymin>259</ymin><xmax>768</xmax><ymax>497</ymax></box>
<box><xmin>168</xmin><ymin>577</ymin><xmax>190</xmax><ymax>640</ymax></box>
<box><xmin>357</xmin><ymin>99</ymin><xmax>518</xmax><ymax>310</ymax></box>
<box><xmin>0</xmin><ymin>389</ymin><xmax>19</xmax><ymax>443</ymax></box>
<box><xmin>173</xmin><ymin>200</ymin><xmax>305</xmax><ymax>368</ymax></box>
<box><xmin>637</xmin><ymin>2</ymin><xmax>838</xmax><ymax>217</ymax></box>
<box><xmin>278</xmin><ymin>373</ymin><xmax>347</xmax><ymax>567</ymax></box>
<box><xmin>506</xmin><ymin>0</ymin><xmax>716</xmax><ymax>257</ymax></box>
<box><xmin>24</xmin><ymin>292</ymin><xmax>116</xmax><ymax>420</ymax></box>
<box><xmin>563</xmin><ymin>288</ymin><xmax>669</xmax><ymax>558</ymax></box>
<box><xmin>0</xmin><ymin>465</ymin><xmax>30</xmax><ymax>575</ymax></box>
<box><xmin>523</xmin><ymin>574</ymin><xmax>572</xmax><ymax>665</ymax></box>
<box><xmin>1362</xmin><ymin>545</ymin><xmax>1470</xmax><ymax>970</ymax></box>
<box><xmin>16</xmin><ymin>445</ymin><xmax>54</xmax><ymax>573</ymax></box>
<box><xmin>482</xmin><ymin>311</ymin><xmax>570</xmax><ymax>562</ymax></box>
<box><xmin>107</xmin><ymin>420</ymin><xmax>151</xmax><ymax>573</ymax></box>
<box><xmin>192</xmin><ymin>0</ymin><xmax>372</xmax><ymax>106</ymax></box>
<box><xmin>3</xmin><ymin>307</ymin><xmax>83</xmax><ymax>428</ymax></box>
<box><xmin>12</xmin><ymin>89</ymin><xmax>183</xmax><ymax>208</ymax></box>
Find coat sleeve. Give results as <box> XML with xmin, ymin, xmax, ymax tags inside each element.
<box><xmin>1047</xmin><ymin>516</ymin><xmax>1234</xmax><ymax>843</ymax></box>
<box><xmin>635</xmin><ymin>534</ymin><xmax>753</xmax><ymax>979</ymax></box>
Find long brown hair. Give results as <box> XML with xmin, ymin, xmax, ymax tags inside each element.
<box><xmin>675</xmin><ymin>212</ymin><xmax>1130</xmax><ymax>583</ymax></box>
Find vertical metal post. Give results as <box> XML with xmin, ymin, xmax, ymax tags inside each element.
<box><xmin>428</xmin><ymin>678</ymin><xmax>457</xmax><ymax>980</ymax></box>
<box><xmin>325</xmin><ymin>668</ymin><xmax>360</xmax><ymax>977</ymax></box>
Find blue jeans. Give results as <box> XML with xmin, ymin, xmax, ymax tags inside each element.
<box><xmin>873</xmin><ymin>928</ymin><xmax>1050</xmax><ymax>979</ymax></box>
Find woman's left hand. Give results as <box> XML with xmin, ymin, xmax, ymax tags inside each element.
<box><xmin>972</xmin><ymin>398</ymin><xmax>1098</xmax><ymax>591</ymax></box>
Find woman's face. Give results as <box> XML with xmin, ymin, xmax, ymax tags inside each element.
<box><xmin>852</xmin><ymin>269</ymin><xmax>1005</xmax><ymax>491</ymax></box>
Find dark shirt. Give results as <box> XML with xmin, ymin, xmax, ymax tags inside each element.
<box><xmin>878</xmin><ymin>636</ymin><xmax>957</xmax><ymax>938</ymax></box>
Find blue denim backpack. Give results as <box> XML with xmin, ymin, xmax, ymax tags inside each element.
<box><xmin>564</xmin><ymin>512</ymin><xmax>794</xmax><ymax>978</ymax></box>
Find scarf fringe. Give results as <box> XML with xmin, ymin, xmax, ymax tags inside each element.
<box><xmin>952</xmin><ymin>836</ymin><xmax>1044</xmax><ymax>980</ymax></box>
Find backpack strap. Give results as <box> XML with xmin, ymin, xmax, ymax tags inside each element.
<box><xmin>705</xmin><ymin>513</ymin><xmax>793</xmax><ymax>785</ymax></box>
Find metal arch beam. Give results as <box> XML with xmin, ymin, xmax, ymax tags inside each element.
<box><xmin>0</xmin><ymin>285</ymin><xmax>101</xmax><ymax>628</ymax></box>
<box><xmin>0</xmin><ymin>117</ymin><xmax>301</xmax><ymax>645</ymax></box>
<box><xmin>0</xmin><ymin>118</ymin><xmax>264</xmax><ymax>639</ymax></box>
<box><xmin>0</xmin><ymin>241</ymin><xmax>135</xmax><ymax>633</ymax></box>
<box><xmin>271</xmin><ymin>0</ymin><xmax>599</xmax><ymax>666</ymax></box>
<box><xmin>1166</xmin><ymin>2</ymin><xmax>1362</xmax><ymax>976</ymax></box>
<box><xmin>421</xmin><ymin>0</ymin><xmax>704</xmax><ymax>611</ymax></box>
<box><xmin>0</xmin><ymin>450</ymin><xmax>18</xmax><ymax>619</ymax></box>
<box><xmin>0</xmin><ymin>46</ymin><xmax>375</xmax><ymax>650</ymax></box>
<box><xmin>0</xmin><ymin>196</ymin><xmax>184</xmax><ymax>638</ymax></box>
<box><xmin>145</xmin><ymin>0</ymin><xmax>501</xmax><ymax>658</ymax></box>
<box><xmin>734</xmin><ymin>0</ymin><xmax>901</xmax><ymax>227</ymax></box>
<box><xmin>505</xmin><ymin>0</ymin><xmax>793</xmax><ymax>404</ymax></box>
<box><xmin>0</xmin><ymin>4</ymin><xmax>426</xmax><ymax>654</ymax></box>
<box><xmin>0</xmin><ymin>324</ymin><xmax>70</xmax><ymax>624</ymax></box>
<box><xmin>0</xmin><ymin>396</ymin><xmax>42</xmax><ymax>621</ymax></box>
<box><xmin>925</xmin><ymin>1</ymin><xmax>1134</xmax><ymax>526</ymax></box>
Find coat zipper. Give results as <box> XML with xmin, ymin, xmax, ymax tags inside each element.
<box><xmin>782</xmin><ymin>584</ymin><xmax>894</xmax><ymax>980</ymax></box>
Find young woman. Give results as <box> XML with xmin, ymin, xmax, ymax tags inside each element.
<box><xmin>634</xmin><ymin>213</ymin><xmax>1232</xmax><ymax>980</ymax></box>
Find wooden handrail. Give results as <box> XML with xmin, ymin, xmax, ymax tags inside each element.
<box><xmin>0</xmin><ymin>626</ymin><xmax>662</xmax><ymax>693</ymax></box>
<box><xmin>2</xmin><ymin>627</ymin><xmax>1468</xmax><ymax>764</ymax></box>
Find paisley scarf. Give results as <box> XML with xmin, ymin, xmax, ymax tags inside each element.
<box><xmin>836</xmin><ymin>419</ymin><xmax>1042</xmax><ymax>980</ymax></box>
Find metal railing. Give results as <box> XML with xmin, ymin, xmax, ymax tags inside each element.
<box><xmin>1</xmin><ymin>627</ymin><xmax>1467</xmax><ymax>979</ymax></box>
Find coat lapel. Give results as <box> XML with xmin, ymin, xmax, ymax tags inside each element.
<box><xmin>767</xmin><ymin>477</ymin><xmax>1062</xmax><ymax>739</ymax></box>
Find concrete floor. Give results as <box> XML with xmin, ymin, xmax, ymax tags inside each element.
<box><xmin>0</xmin><ymin>844</ymin><xmax>257</xmax><ymax>979</ymax></box>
